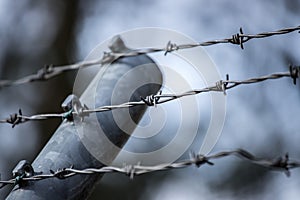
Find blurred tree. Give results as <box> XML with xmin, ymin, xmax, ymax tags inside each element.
<box><xmin>0</xmin><ymin>0</ymin><xmax>80</xmax><ymax>198</ymax></box>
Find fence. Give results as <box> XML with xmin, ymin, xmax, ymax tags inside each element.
<box><xmin>0</xmin><ymin>25</ymin><xmax>299</xmax><ymax>194</ymax></box>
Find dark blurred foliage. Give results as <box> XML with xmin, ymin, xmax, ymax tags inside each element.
<box><xmin>0</xmin><ymin>0</ymin><xmax>80</xmax><ymax>198</ymax></box>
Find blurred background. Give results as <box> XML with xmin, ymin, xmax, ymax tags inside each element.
<box><xmin>0</xmin><ymin>0</ymin><xmax>300</xmax><ymax>199</ymax></box>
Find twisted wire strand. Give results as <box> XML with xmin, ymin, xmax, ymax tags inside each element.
<box><xmin>0</xmin><ymin>148</ymin><xmax>299</xmax><ymax>189</ymax></box>
<box><xmin>0</xmin><ymin>25</ymin><xmax>299</xmax><ymax>89</ymax></box>
<box><xmin>0</xmin><ymin>67</ymin><xmax>298</xmax><ymax>127</ymax></box>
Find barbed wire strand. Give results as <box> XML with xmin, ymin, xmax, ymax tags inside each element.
<box><xmin>0</xmin><ymin>148</ymin><xmax>299</xmax><ymax>189</ymax></box>
<box><xmin>0</xmin><ymin>25</ymin><xmax>299</xmax><ymax>89</ymax></box>
<box><xmin>0</xmin><ymin>66</ymin><xmax>298</xmax><ymax>127</ymax></box>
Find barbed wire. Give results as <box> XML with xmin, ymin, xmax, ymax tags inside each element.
<box><xmin>0</xmin><ymin>25</ymin><xmax>299</xmax><ymax>89</ymax></box>
<box><xmin>0</xmin><ymin>66</ymin><xmax>298</xmax><ymax>127</ymax></box>
<box><xmin>0</xmin><ymin>148</ymin><xmax>299</xmax><ymax>189</ymax></box>
<box><xmin>0</xmin><ymin>26</ymin><xmax>299</xmax><ymax>193</ymax></box>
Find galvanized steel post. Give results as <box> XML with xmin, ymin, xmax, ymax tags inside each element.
<box><xmin>6</xmin><ymin>36</ymin><xmax>163</xmax><ymax>200</ymax></box>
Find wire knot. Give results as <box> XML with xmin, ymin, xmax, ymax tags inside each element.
<box><xmin>61</xmin><ymin>94</ymin><xmax>89</xmax><ymax>122</ymax></box>
<box><xmin>289</xmin><ymin>65</ymin><xmax>299</xmax><ymax>85</ymax></box>
<box><xmin>230</xmin><ymin>28</ymin><xmax>245</xmax><ymax>49</ymax></box>
<box><xmin>141</xmin><ymin>91</ymin><xmax>161</xmax><ymax>107</ymax></box>
<box><xmin>165</xmin><ymin>41</ymin><xmax>179</xmax><ymax>55</ymax></box>
<box><xmin>6</xmin><ymin>109</ymin><xmax>25</xmax><ymax>128</ymax></box>
<box><xmin>124</xmin><ymin>165</ymin><xmax>136</xmax><ymax>179</ymax></box>
<box><xmin>101</xmin><ymin>52</ymin><xmax>116</xmax><ymax>64</ymax></box>
<box><xmin>215</xmin><ymin>74</ymin><xmax>229</xmax><ymax>95</ymax></box>
<box><xmin>190</xmin><ymin>152</ymin><xmax>214</xmax><ymax>168</ymax></box>
<box><xmin>271</xmin><ymin>153</ymin><xmax>291</xmax><ymax>177</ymax></box>
<box><xmin>37</xmin><ymin>65</ymin><xmax>54</xmax><ymax>80</ymax></box>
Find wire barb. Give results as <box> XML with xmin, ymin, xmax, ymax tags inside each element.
<box><xmin>289</xmin><ymin>65</ymin><xmax>299</xmax><ymax>85</ymax></box>
<box><xmin>189</xmin><ymin>152</ymin><xmax>214</xmax><ymax>167</ymax></box>
<box><xmin>141</xmin><ymin>91</ymin><xmax>162</xmax><ymax>107</ymax></box>
<box><xmin>230</xmin><ymin>27</ymin><xmax>245</xmax><ymax>49</ymax></box>
<box><xmin>164</xmin><ymin>41</ymin><xmax>179</xmax><ymax>55</ymax></box>
<box><xmin>214</xmin><ymin>74</ymin><xmax>229</xmax><ymax>95</ymax></box>
<box><xmin>271</xmin><ymin>153</ymin><xmax>291</xmax><ymax>177</ymax></box>
<box><xmin>5</xmin><ymin>109</ymin><xmax>25</xmax><ymax>128</ymax></box>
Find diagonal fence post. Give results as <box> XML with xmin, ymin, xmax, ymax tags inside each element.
<box><xmin>6</xmin><ymin>36</ymin><xmax>163</xmax><ymax>200</ymax></box>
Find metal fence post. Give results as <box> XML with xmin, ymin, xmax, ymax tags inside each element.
<box><xmin>6</xmin><ymin>36</ymin><xmax>163</xmax><ymax>200</ymax></box>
